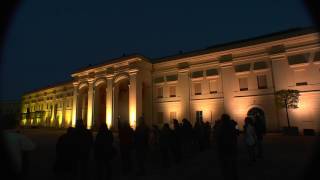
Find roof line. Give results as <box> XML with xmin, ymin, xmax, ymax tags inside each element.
<box><xmin>72</xmin><ymin>54</ymin><xmax>149</xmax><ymax>75</ymax></box>
<box><xmin>23</xmin><ymin>80</ymin><xmax>73</xmax><ymax>96</ymax></box>
<box><xmin>153</xmin><ymin>26</ymin><xmax>317</xmax><ymax>63</ymax></box>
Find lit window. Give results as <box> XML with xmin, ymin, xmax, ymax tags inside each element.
<box><xmin>209</xmin><ymin>80</ymin><xmax>218</xmax><ymax>94</ymax></box>
<box><xmin>239</xmin><ymin>77</ymin><xmax>248</xmax><ymax>91</ymax></box>
<box><xmin>157</xmin><ymin>87</ymin><xmax>163</xmax><ymax>98</ymax></box>
<box><xmin>257</xmin><ymin>75</ymin><xmax>267</xmax><ymax>89</ymax></box>
<box><xmin>169</xmin><ymin>86</ymin><xmax>176</xmax><ymax>97</ymax></box>
<box><xmin>194</xmin><ymin>83</ymin><xmax>202</xmax><ymax>95</ymax></box>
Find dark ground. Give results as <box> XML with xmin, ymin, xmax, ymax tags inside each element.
<box><xmin>20</xmin><ymin>128</ymin><xmax>319</xmax><ymax>180</ymax></box>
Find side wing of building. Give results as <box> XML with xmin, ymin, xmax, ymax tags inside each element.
<box><xmin>152</xmin><ymin>30</ymin><xmax>320</xmax><ymax>132</ymax></box>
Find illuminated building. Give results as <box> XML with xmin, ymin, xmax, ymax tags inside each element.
<box><xmin>21</xmin><ymin>28</ymin><xmax>320</xmax><ymax>132</ymax></box>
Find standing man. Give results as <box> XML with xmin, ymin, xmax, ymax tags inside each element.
<box><xmin>215</xmin><ymin>114</ymin><xmax>238</xmax><ymax>180</ymax></box>
<box><xmin>254</xmin><ymin>114</ymin><xmax>266</xmax><ymax>158</ymax></box>
<box><xmin>134</xmin><ymin>116</ymin><xmax>149</xmax><ymax>176</ymax></box>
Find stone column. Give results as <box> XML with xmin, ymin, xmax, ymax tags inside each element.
<box><xmin>178</xmin><ymin>69</ymin><xmax>190</xmax><ymax>120</ymax></box>
<box><xmin>106</xmin><ymin>76</ymin><xmax>114</xmax><ymax>128</ymax></box>
<box><xmin>129</xmin><ymin>69</ymin><xmax>142</xmax><ymax>129</ymax></box>
<box><xmin>86</xmin><ymin>80</ymin><xmax>95</xmax><ymax>129</ymax></box>
<box><xmin>71</xmin><ymin>82</ymin><xmax>79</xmax><ymax>127</ymax></box>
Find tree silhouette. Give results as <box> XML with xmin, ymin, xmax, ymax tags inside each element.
<box><xmin>275</xmin><ymin>89</ymin><xmax>300</xmax><ymax>127</ymax></box>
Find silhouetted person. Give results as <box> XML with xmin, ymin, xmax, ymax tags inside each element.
<box><xmin>171</xmin><ymin>119</ymin><xmax>182</xmax><ymax>163</ymax></box>
<box><xmin>54</xmin><ymin>127</ymin><xmax>75</xmax><ymax>179</ymax></box>
<box><xmin>253</xmin><ymin>114</ymin><xmax>266</xmax><ymax>158</ymax></box>
<box><xmin>118</xmin><ymin>121</ymin><xmax>134</xmax><ymax>175</ymax></box>
<box><xmin>243</xmin><ymin>117</ymin><xmax>257</xmax><ymax>166</ymax></box>
<box><xmin>181</xmin><ymin>118</ymin><xmax>193</xmax><ymax>154</ymax></box>
<box><xmin>204</xmin><ymin>121</ymin><xmax>211</xmax><ymax>149</ymax></box>
<box><xmin>215</xmin><ymin>114</ymin><xmax>238</xmax><ymax>180</ymax></box>
<box><xmin>194</xmin><ymin>119</ymin><xmax>205</xmax><ymax>152</ymax></box>
<box><xmin>2</xmin><ymin>114</ymin><xmax>36</xmax><ymax>180</ymax></box>
<box><xmin>134</xmin><ymin>117</ymin><xmax>149</xmax><ymax>176</ymax></box>
<box><xmin>149</xmin><ymin>125</ymin><xmax>160</xmax><ymax>148</ymax></box>
<box><xmin>159</xmin><ymin>123</ymin><xmax>173</xmax><ymax>168</ymax></box>
<box><xmin>73</xmin><ymin>119</ymin><xmax>93</xmax><ymax>180</ymax></box>
<box><xmin>94</xmin><ymin>123</ymin><xmax>114</xmax><ymax>180</ymax></box>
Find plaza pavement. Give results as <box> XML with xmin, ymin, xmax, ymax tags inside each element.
<box><xmin>20</xmin><ymin>128</ymin><xmax>319</xmax><ymax>180</ymax></box>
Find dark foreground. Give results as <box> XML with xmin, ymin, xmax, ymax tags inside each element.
<box><xmin>21</xmin><ymin>129</ymin><xmax>318</xmax><ymax>180</ymax></box>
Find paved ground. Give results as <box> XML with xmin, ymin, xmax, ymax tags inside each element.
<box><xmin>20</xmin><ymin>128</ymin><xmax>319</xmax><ymax>180</ymax></box>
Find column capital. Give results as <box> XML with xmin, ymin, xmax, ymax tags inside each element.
<box><xmin>106</xmin><ymin>74</ymin><xmax>114</xmax><ymax>80</ymax></box>
<box><xmin>73</xmin><ymin>81</ymin><xmax>80</xmax><ymax>87</ymax></box>
<box><xmin>128</xmin><ymin>68</ymin><xmax>139</xmax><ymax>75</ymax></box>
<box><xmin>178</xmin><ymin>68</ymin><xmax>190</xmax><ymax>73</ymax></box>
<box><xmin>269</xmin><ymin>53</ymin><xmax>286</xmax><ymax>61</ymax></box>
<box><xmin>87</xmin><ymin>78</ymin><xmax>95</xmax><ymax>84</ymax></box>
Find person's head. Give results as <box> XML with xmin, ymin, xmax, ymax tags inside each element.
<box><xmin>173</xmin><ymin>119</ymin><xmax>179</xmax><ymax>125</ymax></box>
<box><xmin>221</xmin><ymin>114</ymin><xmax>231</xmax><ymax>122</ymax></box>
<box><xmin>99</xmin><ymin>123</ymin><xmax>108</xmax><ymax>132</ymax></box>
<box><xmin>152</xmin><ymin>124</ymin><xmax>158</xmax><ymax>130</ymax></box>
<box><xmin>163</xmin><ymin>123</ymin><xmax>170</xmax><ymax>129</ymax></box>
<box><xmin>245</xmin><ymin>117</ymin><xmax>253</xmax><ymax>125</ymax></box>
<box><xmin>75</xmin><ymin>119</ymin><xmax>85</xmax><ymax>129</ymax></box>
<box><xmin>138</xmin><ymin>116</ymin><xmax>145</xmax><ymax>126</ymax></box>
<box><xmin>66</xmin><ymin>127</ymin><xmax>73</xmax><ymax>134</ymax></box>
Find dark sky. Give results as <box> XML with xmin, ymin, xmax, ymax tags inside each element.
<box><xmin>0</xmin><ymin>0</ymin><xmax>313</xmax><ymax>101</ymax></box>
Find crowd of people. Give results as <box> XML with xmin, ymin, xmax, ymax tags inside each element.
<box><xmin>52</xmin><ymin>113</ymin><xmax>266</xmax><ymax>180</ymax></box>
<box><xmin>0</xmin><ymin>112</ymin><xmax>266</xmax><ymax>180</ymax></box>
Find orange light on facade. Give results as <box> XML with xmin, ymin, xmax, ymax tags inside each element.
<box><xmin>130</xmin><ymin>106</ymin><xmax>136</xmax><ymax>129</ymax></box>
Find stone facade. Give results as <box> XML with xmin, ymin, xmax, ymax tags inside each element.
<box><xmin>21</xmin><ymin>28</ymin><xmax>320</xmax><ymax>132</ymax></box>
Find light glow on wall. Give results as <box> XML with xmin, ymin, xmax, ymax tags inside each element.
<box><xmin>87</xmin><ymin>104</ymin><xmax>93</xmax><ymax>129</ymax></box>
<box><xmin>65</xmin><ymin>110</ymin><xmax>72</xmax><ymax>127</ymax></box>
<box><xmin>106</xmin><ymin>110</ymin><xmax>112</xmax><ymax>129</ymax></box>
<box><xmin>130</xmin><ymin>106</ymin><xmax>136</xmax><ymax>129</ymax></box>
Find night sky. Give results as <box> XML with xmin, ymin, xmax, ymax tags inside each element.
<box><xmin>0</xmin><ymin>0</ymin><xmax>313</xmax><ymax>101</ymax></box>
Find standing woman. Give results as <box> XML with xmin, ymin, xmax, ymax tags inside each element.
<box><xmin>243</xmin><ymin>117</ymin><xmax>257</xmax><ymax>166</ymax></box>
<box><xmin>94</xmin><ymin>123</ymin><xmax>115</xmax><ymax>180</ymax></box>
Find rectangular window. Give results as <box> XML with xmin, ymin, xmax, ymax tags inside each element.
<box><xmin>192</xmin><ymin>71</ymin><xmax>204</xmax><ymax>78</ymax></box>
<box><xmin>169</xmin><ymin>86</ymin><xmax>176</xmax><ymax>97</ymax></box>
<box><xmin>254</xmin><ymin>61</ymin><xmax>268</xmax><ymax>70</ymax></box>
<box><xmin>196</xmin><ymin>111</ymin><xmax>203</xmax><ymax>121</ymax></box>
<box><xmin>154</xmin><ymin>77</ymin><xmax>165</xmax><ymax>83</ymax></box>
<box><xmin>288</xmin><ymin>53</ymin><xmax>310</xmax><ymax>65</ymax></box>
<box><xmin>235</xmin><ymin>64</ymin><xmax>251</xmax><ymax>72</ymax></box>
<box><xmin>194</xmin><ymin>83</ymin><xmax>202</xmax><ymax>95</ymax></box>
<box><xmin>239</xmin><ymin>77</ymin><xmax>248</xmax><ymax>91</ymax></box>
<box><xmin>166</xmin><ymin>74</ymin><xmax>178</xmax><ymax>81</ymax></box>
<box><xmin>170</xmin><ymin>112</ymin><xmax>176</xmax><ymax>121</ymax></box>
<box><xmin>209</xmin><ymin>80</ymin><xmax>218</xmax><ymax>94</ymax></box>
<box><xmin>157</xmin><ymin>87</ymin><xmax>163</xmax><ymax>98</ymax></box>
<box><xmin>206</xmin><ymin>69</ymin><xmax>219</xmax><ymax>76</ymax></box>
<box><xmin>257</xmin><ymin>75</ymin><xmax>267</xmax><ymax>89</ymax></box>
<box><xmin>157</xmin><ymin>112</ymin><xmax>163</xmax><ymax>124</ymax></box>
